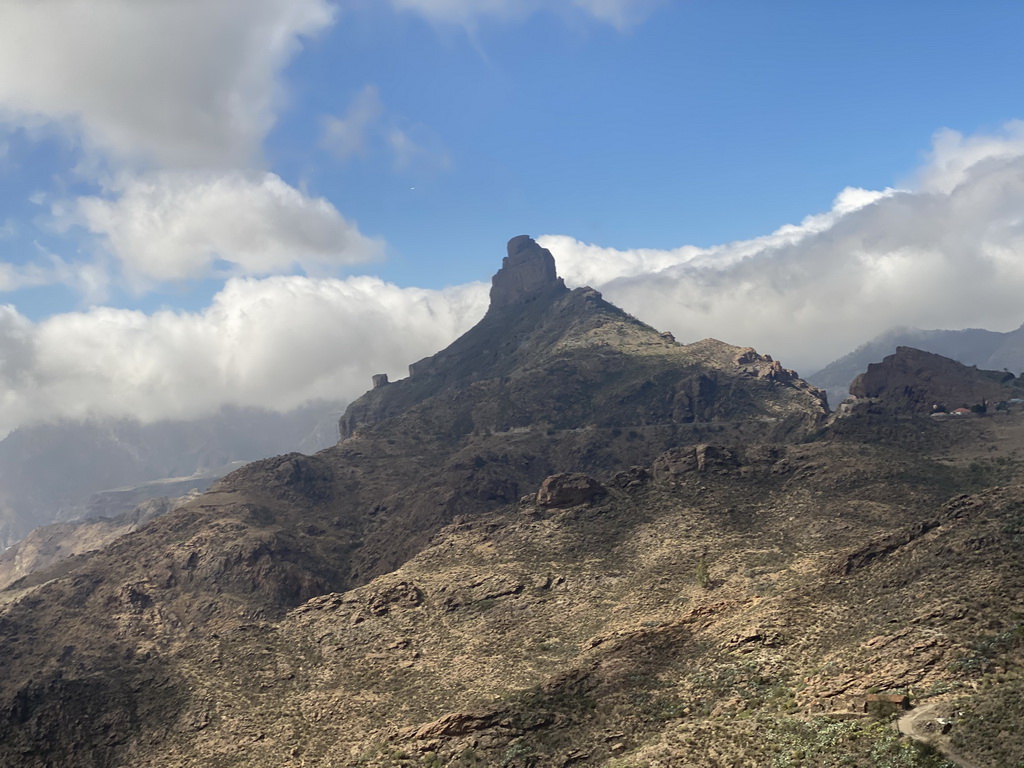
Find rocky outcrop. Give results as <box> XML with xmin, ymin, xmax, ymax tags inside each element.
<box><xmin>650</xmin><ymin>444</ymin><xmax>739</xmax><ymax>480</ymax></box>
<box><xmin>849</xmin><ymin>346</ymin><xmax>1024</xmax><ymax>413</ymax></box>
<box><xmin>488</xmin><ymin>235</ymin><xmax>566</xmax><ymax>312</ymax></box>
<box><xmin>809</xmin><ymin>322</ymin><xmax>1024</xmax><ymax>402</ymax></box>
<box><xmin>396</xmin><ymin>709</ymin><xmax>501</xmax><ymax>740</ymax></box>
<box><xmin>211</xmin><ymin>453</ymin><xmax>335</xmax><ymax>506</ymax></box>
<box><xmin>338</xmin><ymin>240</ymin><xmax>827</xmax><ymax>441</ymax></box>
<box><xmin>536</xmin><ymin>473</ymin><xmax>605</xmax><ymax>508</ymax></box>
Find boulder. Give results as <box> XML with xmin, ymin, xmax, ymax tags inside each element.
<box><xmin>536</xmin><ymin>473</ymin><xmax>605</xmax><ymax>508</ymax></box>
<box><xmin>650</xmin><ymin>444</ymin><xmax>739</xmax><ymax>480</ymax></box>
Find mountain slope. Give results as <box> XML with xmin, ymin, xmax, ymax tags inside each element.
<box><xmin>2</xmin><ymin>238</ymin><xmax>1021</xmax><ymax>767</ymax></box>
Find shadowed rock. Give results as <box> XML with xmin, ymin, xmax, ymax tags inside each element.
<box><xmin>536</xmin><ymin>472</ymin><xmax>606</xmax><ymax>508</ymax></box>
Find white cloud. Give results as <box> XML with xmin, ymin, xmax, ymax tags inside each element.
<box><xmin>66</xmin><ymin>171</ymin><xmax>384</xmax><ymax>284</ymax></box>
<box><xmin>6</xmin><ymin>121</ymin><xmax>1024</xmax><ymax>437</ymax></box>
<box><xmin>0</xmin><ymin>0</ymin><xmax>334</xmax><ymax>167</ymax></box>
<box><xmin>321</xmin><ymin>85</ymin><xmax>385</xmax><ymax>161</ymax></box>
<box><xmin>388</xmin><ymin>0</ymin><xmax>533</xmax><ymax>24</ymax></box>
<box><xmin>917</xmin><ymin>120</ymin><xmax>1024</xmax><ymax>195</ymax></box>
<box><xmin>321</xmin><ymin>87</ymin><xmax>451</xmax><ymax>172</ymax></box>
<box><xmin>571</xmin><ymin>0</ymin><xmax>666</xmax><ymax>29</ymax></box>
<box><xmin>0</xmin><ymin>251</ymin><xmax>107</xmax><ymax>296</ymax></box>
<box><xmin>542</xmin><ymin>123</ymin><xmax>1024</xmax><ymax>377</ymax></box>
<box><xmin>388</xmin><ymin>127</ymin><xmax>452</xmax><ymax>172</ymax></box>
<box><xmin>0</xmin><ymin>276</ymin><xmax>489</xmax><ymax>436</ymax></box>
<box><xmin>387</xmin><ymin>0</ymin><xmax>661</xmax><ymax>27</ymax></box>
<box><xmin>538</xmin><ymin>186</ymin><xmax>893</xmax><ymax>286</ymax></box>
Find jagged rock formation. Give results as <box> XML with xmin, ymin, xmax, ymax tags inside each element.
<box><xmin>1</xmin><ymin>238</ymin><xmax>1022</xmax><ymax>768</ymax></box>
<box><xmin>849</xmin><ymin>345</ymin><xmax>1024</xmax><ymax>412</ymax></box>
<box><xmin>489</xmin><ymin>234</ymin><xmax>567</xmax><ymax>310</ymax></box>
<box><xmin>341</xmin><ymin>237</ymin><xmax>826</xmax><ymax>440</ymax></box>
<box><xmin>535</xmin><ymin>472</ymin><xmax>605</xmax><ymax>508</ymax></box>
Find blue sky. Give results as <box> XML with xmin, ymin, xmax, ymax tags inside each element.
<box><xmin>1</xmin><ymin>0</ymin><xmax>1024</xmax><ymax>433</ymax></box>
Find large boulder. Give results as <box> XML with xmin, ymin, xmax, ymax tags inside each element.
<box><xmin>535</xmin><ymin>472</ymin><xmax>606</xmax><ymax>508</ymax></box>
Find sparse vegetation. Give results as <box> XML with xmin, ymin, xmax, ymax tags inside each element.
<box><xmin>694</xmin><ymin>554</ymin><xmax>711</xmax><ymax>589</ymax></box>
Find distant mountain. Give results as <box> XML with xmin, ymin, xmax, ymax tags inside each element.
<box><xmin>0</xmin><ymin>491</ymin><xmax>199</xmax><ymax>591</ymax></box>
<box><xmin>0</xmin><ymin>402</ymin><xmax>345</xmax><ymax>549</ymax></box>
<box><xmin>808</xmin><ymin>323</ymin><xmax>1024</xmax><ymax>402</ymax></box>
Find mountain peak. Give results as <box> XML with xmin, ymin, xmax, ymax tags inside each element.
<box><xmin>488</xmin><ymin>235</ymin><xmax>566</xmax><ymax>311</ymax></box>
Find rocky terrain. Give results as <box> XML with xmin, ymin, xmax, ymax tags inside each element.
<box><xmin>848</xmin><ymin>346</ymin><xmax>1024</xmax><ymax>414</ymax></box>
<box><xmin>809</xmin><ymin>324</ymin><xmax>1024</xmax><ymax>402</ymax></box>
<box><xmin>0</xmin><ymin>237</ymin><xmax>1021</xmax><ymax>767</ymax></box>
<box><xmin>0</xmin><ymin>492</ymin><xmax>200</xmax><ymax>593</ymax></box>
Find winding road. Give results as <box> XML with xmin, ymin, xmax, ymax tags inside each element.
<box><xmin>897</xmin><ymin>702</ymin><xmax>983</xmax><ymax>768</ymax></box>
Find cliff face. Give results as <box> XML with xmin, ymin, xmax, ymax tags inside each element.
<box><xmin>4</xmin><ymin>239</ymin><xmax>1022</xmax><ymax>768</ymax></box>
<box><xmin>488</xmin><ymin>233</ymin><xmax>566</xmax><ymax>310</ymax></box>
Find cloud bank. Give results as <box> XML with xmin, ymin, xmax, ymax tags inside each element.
<box><xmin>0</xmin><ymin>277</ymin><xmax>488</xmax><ymax>436</ymax></box>
<box><xmin>544</xmin><ymin>123</ymin><xmax>1024</xmax><ymax>377</ymax></box>
<box><xmin>5</xmin><ymin>124</ymin><xmax>1024</xmax><ymax>434</ymax></box>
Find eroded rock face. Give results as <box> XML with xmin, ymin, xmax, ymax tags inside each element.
<box><xmin>536</xmin><ymin>472</ymin><xmax>605</xmax><ymax>508</ymax></box>
<box><xmin>488</xmin><ymin>235</ymin><xmax>566</xmax><ymax>311</ymax></box>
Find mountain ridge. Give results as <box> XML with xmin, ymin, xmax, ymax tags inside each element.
<box><xmin>0</xmin><ymin>238</ymin><xmax>1020</xmax><ymax>767</ymax></box>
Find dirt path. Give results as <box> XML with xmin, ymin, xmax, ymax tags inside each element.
<box><xmin>897</xmin><ymin>702</ymin><xmax>984</xmax><ymax>768</ymax></box>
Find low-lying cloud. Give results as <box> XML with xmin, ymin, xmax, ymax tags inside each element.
<box><xmin>0</xmin><ymin>276</ymin><xmax>488</xmax><ymax>437</ymax></box>
<box><xmin>544</xmin><ymin>123</ymin><xmax>1024</xmax><ymax>378</ymax></box>
<box><xmin>3</xmin><ymin>101</ymin><xmax>1024</xmax><ymax>435</ymax></box>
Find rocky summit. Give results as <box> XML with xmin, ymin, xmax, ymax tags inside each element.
<box><xmin>1</xmin><ymin>238</ymin><xmax>1023</xmax><ymax>768</ymax></box>
<box><xmin>848</xmin><ymin>345</ymin><xmax>1024</xmax><ymax>414</ymax></box>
